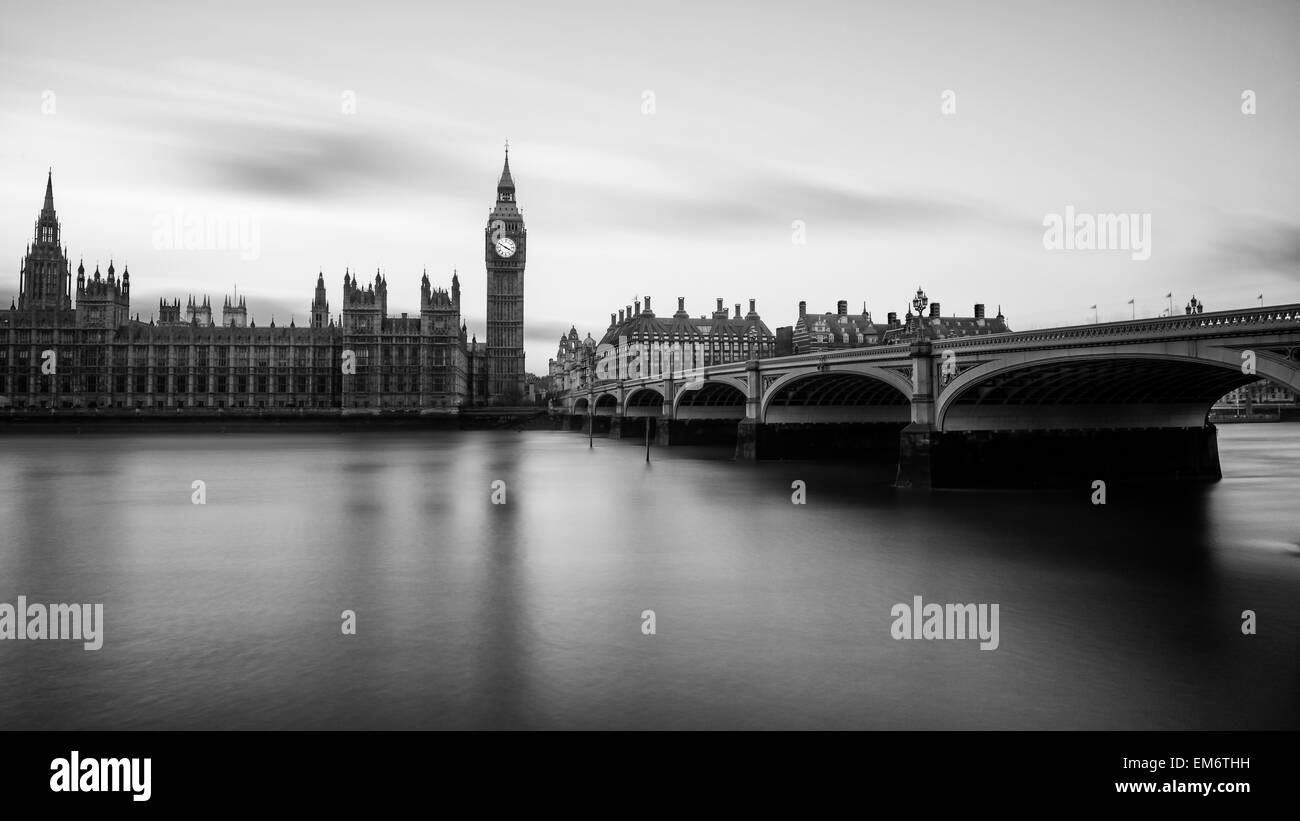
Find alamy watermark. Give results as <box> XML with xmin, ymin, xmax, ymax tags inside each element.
<box><xmin>50</xmin><ymin>751</ymin><xmax>150</xmax><ymax>801</ymax></box>
<box><xmin>1043</xmin><ymin>206</ymin><xmax>1151</xmax><ymax>261</ymax></box>
<box><xmin>151</xmin><ymin>208</ymin><xmax>261</xmax><ymax>261</ymax></box>
<box><xmin>891</xmin><ymin>595</ymin><xmax>999</xmax><ymax>650</ymax></box>
<box><xmin>0</xmin><ymin>596</ymin><xmax>104</xmax><ymax>650</ymax></box>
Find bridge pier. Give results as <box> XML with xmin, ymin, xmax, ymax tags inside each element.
<box><xmin>735</xmin><ymin>419</ymin><xmax>758</xmax><ymax>460</ymax></box>
<box><xmin>656</xmin><ymin>417</ymin><xmax>740</xmax><ymax>446</ymax></box>
<box><xmin>735</xmin><ymin>420</ymin><xmax>905</xmax><ymax>461</ymax></box>
<box><xmin>895</xmin><ymin>340</ymin><xmax>938</xmax><ymax>489</ymax></box>
<box><xmin>608</xmin><ymin>415</ymin><xmax>657</xmax><ymax>439</ymax></box>
<box><xmin>895</xmin><ymin>423</ymin><xmax>940</xmax><ymax>489</ymax></box>
<box><xmin>927</xmin><ymin>425</ymin><xmax>1223</xmax><ymax>488</ymax></box>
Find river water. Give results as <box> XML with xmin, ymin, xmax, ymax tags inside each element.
<box><xmin>0</xmin><ymin>423</ymin><xmax>1297</xmax><ymax>729</ymax></box>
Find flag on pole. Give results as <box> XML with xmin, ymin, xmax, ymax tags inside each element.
<box><xmin>1089</xmin><ymin>304</ymin><xmax>1097</xmax><ymax>309</ymax></box>
<box><xmin>1165</xmin><ymin>292</ymin><xmax>1172</xmax><ymax>298</ymax></box>
<box><xmin>1127</xmin><ymin>299</ymin><xmax>1134</xmax><ymax>305</ymax></box>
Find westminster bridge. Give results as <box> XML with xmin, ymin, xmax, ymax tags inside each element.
<box><xmin>554</xmin><ymin>304</ymin><xmax>1300</xmax><ymax>489</ymax></box>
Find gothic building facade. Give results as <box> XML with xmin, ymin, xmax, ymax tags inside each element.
<box><xmin>1</xmin><ymin>156</ymin><xmax>522</xmax><ymax>412</ymax></box>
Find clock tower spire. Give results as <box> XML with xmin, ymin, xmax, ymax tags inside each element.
<box><xmin>484</xmin><ymin>145</ymin><xmax>526</xmax><ymax>404</ymax></box>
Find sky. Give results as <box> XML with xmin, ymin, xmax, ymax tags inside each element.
<box><xmin>1</xmin><ymin>0</ymin><xmax>1298</xmax><ymax>374</ymax></box>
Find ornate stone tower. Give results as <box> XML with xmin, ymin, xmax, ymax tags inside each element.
<box><xmin>484</xmin><ymin>146</ymin><xmax>526</xmax><ymax>404</ymax></box>
<box><xmin>186</xmin><ymin>294</ymin><xmax>214</xmax><ymax>326</ymax></box>
<box><xmin>75</xmin><ymin>260</ymin><xmax>131</xmax><ymax>328</ymax></box>
<box><xmin>19</xmin><ymin>170</ymin><xmax>72</xmax><ymax>311</ymax></box>
<box><xmin>222</xmin><ymin>294</ymin><xmax>248</xmax><ymax>327</ymax></box>
<box><xmin>311</xmin><ymin>271</ymin><xmax>330</xmax><ymax>328</ymax></box>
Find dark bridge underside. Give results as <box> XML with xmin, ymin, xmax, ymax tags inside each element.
<box><xmin>677</xmin><ymin>382</ymin><xmax>745</xmax><ymax>421</ymax></box>
<box><xmin>766</xmin><ymin>373</ymin><xmax>909</xmax><ymax>425</ymax></box>
<box><xmin>769</xmin><ymin>373</ymin><xmax>909</xmax><ymax>407</ymax></box>
<box><xmin>679</xmin><ymin>382</ymin><xmax>745</xmax><ymax>407</ymax></box>
<box><xmin>625</xmin><ymin>388</ymin><xmax>664</xmax><ymax>419</ymax></box>
<box><xmin>926</xmin><ymin>359</ymin><xmax>1263</xmax><ymax>487</ymax></box>
<box><xmin>951</xmin><ymin>358</ymin><xmax>1253</xmax><ymax>406</ymax></box>
<box><xmin>737</xmin><ymin>374</ymin><xmax>909</xmax><ymax>462</ymax></box>
<box><xmin>944</xmin><ymin>358</ymin><xmax>1259</xmax><ymax>431</ymax></box>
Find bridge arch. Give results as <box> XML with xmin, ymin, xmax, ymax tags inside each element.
<box><xmin>593</xmin><ymin>393</ymin><xmax>619</xmax><ymax>416</ymax></box>
<box><xmin>572</xmin><ymin>396</ymin><xmax>589</xmax><ymax>413</ymax></box>
<box><xmin>760</xmin><ymin>367</ymin><xmax>912</xmax><ymax>424</ymax></box>
<box><xmin>624</xmin><ymin>387</ymin><xmax>664</xmax><ymax>417</ymax></box>
<box><xmin>936</xmin><ymin>347</ymin><xmax>1300</xmax><ymax>432</ymax></box>
<box><xmin>674</xmin><ymin>380</ymin><xmax>746</xmax><ymax>419</ymax></box>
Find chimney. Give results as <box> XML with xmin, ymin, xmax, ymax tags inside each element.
<box><xmin>734</xmin><ymin>303</ymin><xmax>741</xmax><ymax>319</ymax></box>
<box><xmin>626</xmin><ymin>304</ymin><xmax>633</xmax><ymax>319</ymax></box>
<box><xmin>887</xmin><ymin>311</ymin><xmax>898</xmax><ymax>327</ymax></box>
<box><xmin>619</xmin><ymin>309</ymin><xmax>625</xmax><ymax>323</ymax></box>
<box><xmin>930</xmin><ymin>302</ymin><xmax>941</xmax><ymax>318</ymax></box>
<box><xmin>798</xmin><ymin>300</ymin><xmax>807</xmax><ymax>317</ymax></box>
<box><xmin>747</xmin><ymin>299</ymin><xmax>757</xmax><ymax>318</ymax></box>
<box><xmin>837</xmin><ymin>300</ymin><xmax>848</xmax><ymax>316</ymax></box>
<box><xmin>610</xmin><ymin>313</ymin><xmax>617</xmax><ymax>327</ymax></box>
<box><xmin>634</xmin><ymin>300</ymin><xmax>641</xmax><ymax>315</ymax></box>
<box><xmin>644</xmin><ymin>296</ymin><xmax>652</xmax><ymax>313</ymax></box>
<box><xmin>716</xmin><ymin>298</ymin><xmax>724</xmax><ymax>313</ymax></box>
<box><xmin>678</xmin><ymin>297</ymin><xmax>685</xmax><ymax>312</ymax></box>
<box><xmin>974</xmin><ymin>303</ymin><xmax>985</xmax><ymax>319</ymax></box>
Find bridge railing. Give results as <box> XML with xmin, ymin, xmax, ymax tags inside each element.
<box><xmin>936</xmin><ymin>304</ymin><xmax>1300</xmax><ymax>352</ymax></box>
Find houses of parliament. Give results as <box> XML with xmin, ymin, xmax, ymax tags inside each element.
<box><xmin>0</xmin><ymin>152</ymin><xmax>528</xmax><ymax>411</ymax></box>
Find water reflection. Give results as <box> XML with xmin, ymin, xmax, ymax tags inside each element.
<box><xmin>0</xmin><ymin>425</ymin><xmax>1295</xmax><ymax>729</ymax></box>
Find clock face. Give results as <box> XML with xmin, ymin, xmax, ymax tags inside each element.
<box><xmin>495</xmin><ymin>237</ymin><xmax>517</xmax><ymax>258</ymax></box>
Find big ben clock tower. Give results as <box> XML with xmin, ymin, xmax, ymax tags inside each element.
<box><xmin>485</xmin><ymin>143</ymin><xmax>526</xmax><ymax>404</ymax></box>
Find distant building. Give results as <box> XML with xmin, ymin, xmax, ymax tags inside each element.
<box><xmin>774</xmin><ymin>325</ymin><xmax>794</xmax><ymax>357</ymax></box>
<box><xmin>549</xmin><ymin>326</ymin><xmax>597</xmax><ymax>395</ymax></box>
<box><xmin>880</xmin><ymin>288</ymin><xmax>1010</xmax><ymax>344</ymax></box>
<box><xmin>593</xmin><ymin>296</ymin><xmax>774</xmax><ymax>381</ymax></box>
<box><xmin>0</xmin><ymin>163</ymin><xmax>522</xmax><ymax>412</ymax></box>
<box><xmin>791</xmin><ymin>300</ymin><xmax>882</xmax><ymax>353</ymax></box>
<box><xmin>1214</xmin><ymin>379</ymin><xmax>1298</xmax><ymax>415</ymax></box>
<box><xmin>781</xmin><ymin>288</ymin><xmax>1010</xmax><ymax>355</ymax></box>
